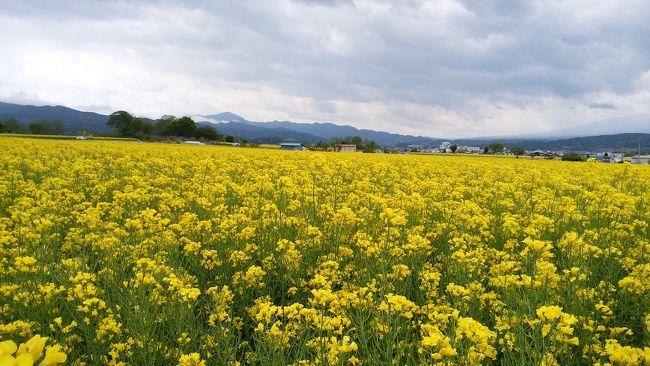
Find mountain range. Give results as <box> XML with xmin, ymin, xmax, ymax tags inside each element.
<box><xmin>0</xmin><ymin>101</ymin><xmax>112</xmax><ymax>134</ymax></box>
<box><xmin>1</xmin><ymin>101</ymin><xmax>649</xmax><ymax>152</ymax></box>
<box><xmin>194</xmin><ymin>112</ymin><xmax>650</xmax><ymax>151</ymax></box>
<box><xmin>195</xmin><ymin>112</ymin><xmax>435</xmax><ymax>146</ymax></box>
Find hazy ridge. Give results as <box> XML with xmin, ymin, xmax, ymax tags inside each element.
<box><xmin>2</xmin><ymin>101</ymin><xmax>649</xmax><ymax>151</ymax></box>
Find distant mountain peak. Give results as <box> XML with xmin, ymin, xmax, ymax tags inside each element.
<box><xmin>195</xmin><ymin>112</ymin><xmax>247</xmax><ymax>124</ymax></box>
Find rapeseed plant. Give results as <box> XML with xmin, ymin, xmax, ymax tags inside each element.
<box><xmin>1</xmin><ymin>137</ymin><xmax>649</xmax><ymax>365</ymax></box>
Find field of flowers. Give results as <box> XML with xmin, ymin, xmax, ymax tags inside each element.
<box><xmin>0</xmin><ymin>137</ymin><xmax>649</xmax><ymax>365</ymax></box>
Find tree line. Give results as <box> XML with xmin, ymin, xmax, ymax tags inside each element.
<box><xmin>0</xmin><ymin>118</ymin><xmax>65</xmax><ymax>135</ymax></box>
<box><xmin>107</xmin><ymin>112</ymin><xmax>381</xmax><ymax>149</ymax></box>
<box><xmin>106</xmin><ymin>111</ymin><xmax>219</xmax><ymax>141</ymax></box>
<box><xmin>483</xmin><ymin>143</ymin><xmax>525</xmax><ymax>156</ymax></box>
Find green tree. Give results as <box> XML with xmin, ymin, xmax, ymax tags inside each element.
<box><xmin>329</xmin><ymin>137</ymin><xmax>342</xmax><ymax>146</ymax></box>
<box><xmin>1</xmin><ymin>119</ymin><xmax>22</xmax><ymax>133</ymax></box>
<box><xmin>28</xmin><ymin>120</ymin><xmax>65</xmax><ymax>135</ymax></box>
<box><xmin>562</xmin><ymin>152</ymin><xmax>584</xmax><ymax>161</ymax></box>
<box><xmin>29</xmin><ymin>120</ymin><xmax>48</xmax><ymax>134</ymax></box>
<box><xmin>510</xmin><ymin>147</ymin><xmax>525</xmax><ymax>156</ymax></box>
<box><xmin>351</xmin><ymin>136</ymin><xmax>363</xmax><ymax>149</ymax></box>
<box><xmin>155</xmin><ymin>115</ymin><xmax>176</xmax><ymax>136</ymax></box>
<box><xmin>169</xmin><ymin>116</ymin><xmax>196</xmax><ymax>137</ymax></box>
<box><xmin>487</xmin><ymin>143</ymin><xmax>505</xmax><ymax>154</ymax></box>
<box><xmin>107</xmin><ymin>111</ymin><xmax>142</xmax><ymax>137</ymax></box>
<box><xmin>194</xmin><ymin>126</ymin><xmax>219</xmax><ymax>141</ymax></box>
<box><xmin>141</xmin><ymin>121</ymin><xmax>154</xmax><ymax>136</ymax></box>
<box><xmin>52</xmin><ymin>120</ymin><xmax>65</xmax><ymax>135</ymax></box>
<box><xmin>450</xmin><ymin>144</ymin><xmax>458</xmax><ymax>153</ymax></box>
<box><xmin>313</xmin><ymin>141</ymin><xmax>330</xmax><ymax>150</ymax></box>
<box><xmin>362</xmin><ymin>140</ymin><xmax>378</xmax><ymax>153</ymax></box>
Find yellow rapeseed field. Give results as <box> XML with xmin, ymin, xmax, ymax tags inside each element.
<box><xmin>1</xmin><ymin>137</ymin><xmax>649</xmax><ymax>365</ymax></box>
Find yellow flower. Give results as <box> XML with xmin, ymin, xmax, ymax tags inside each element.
<box><xmin>0</xmin><ymin>336</ymin><xmax>65</xmax><ymax>366</ymax></box>
<box><xmin>177</xmin><ymin>352</ymin><xmax>206</xmax><ymax>366</ymax></box>
<box><xmin>177</xmin><ymin>332</ymin><xmax>191</xmax><ymax>345</ymax></box>
<box><xmin>0</xmin><ymin>353</ymin><xmax>34</xmax><ymax>366</ymax></box>
<box><xmin>39</xmin><ymin>345</ymin><xmax>67</xmax><ymax>366</ymax></box>
<box><xmin>17</xmin><ymin>335</ymin><xmax>47</xmax><ymax>361</ymax></box>
<box><xmin>378</xmin><ymin>294</ymin><xmax>418</xmax><ymax>319</ymax></box>
<box><xmin>0</xmin><ymin>341</ymin><xmax>17</xmax><ymax>357</ymax></box>
<box><xmin>3</xmin><ymin>135</ymin><xmax>650</xmax><ymax>365</ymax></box>
<box><xmin>13</xmin><ymin>256</ymin><xmax>38</xmax><ymax>273</ymax></box>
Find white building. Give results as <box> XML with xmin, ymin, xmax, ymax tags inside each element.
<box><xmin>624</xmin><ymin>155</ymin><xmax>650</xmax><ymax>165</ymax></box>
<box><xmin>340</xmin><ymin>144</ymin><xmax>357</xmax><ymax>152</ymax></box>
<box><xmin>457</xmin><ymin>146</ymin><xmax>482</xmax><ymax>153</ymax></box>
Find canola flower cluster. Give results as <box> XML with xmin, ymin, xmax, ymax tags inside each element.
<box><xmin>0</xmin><ymin>335</ymin><xmax>66</xmax><ymax>366</ymax></box>
<box><xmin>0</xmin><ymin>137</ymin><xmax>649</xmax><ymax>365</ymax></box>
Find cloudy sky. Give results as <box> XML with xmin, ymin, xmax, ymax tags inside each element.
<box><xmin>1</xmin><ymin>0</ymin><xmax>649</xmax><ymax>137</ymax></box>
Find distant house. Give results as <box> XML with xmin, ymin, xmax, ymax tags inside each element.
<box><xmin>280</xmin><ymin>140</ymin><xmax>304</xmax><ymax>151</ymax></box>
<box><xmin>419</xmin><ymin>148</ymin><xmax>440</xmax><ymax>154</ymax></box>
<box><xmin>339</xmin><ymin>144</ymin><xmax>357</xmax><ymax>152</ymax></box>
<box><xmin>596</xmin><ymin>152</ymin><xmax>623</xmax><ymax>163</ymax></box>
<box><xmin>624</xmin><ymin>155</ymin><xmax>650</xmax><ymax>165</ymax></box>
<box><xmin>457</xmin><ymin>145</ymin><xmax>482</xmax><ymax>153</ymax></box>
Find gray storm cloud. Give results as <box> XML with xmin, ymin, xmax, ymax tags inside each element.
<box><xmin>0</xmin><ymin>0</ymin><xmax>649</xmax><ymax>137</ymax></box>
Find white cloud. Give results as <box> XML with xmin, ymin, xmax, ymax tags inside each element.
<box><xmin>0</xmin><ymin>0</ymin><xmax>649</xmax><ymax>137</ymax></box>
